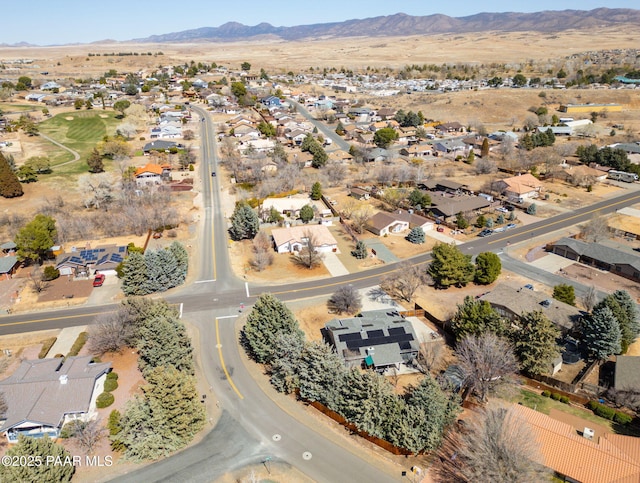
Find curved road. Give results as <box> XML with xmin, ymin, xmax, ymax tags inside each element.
<box><xmin>3</xmin><ymin>107</ymin><xmax>640</xmax><ymax>481</ymax></box>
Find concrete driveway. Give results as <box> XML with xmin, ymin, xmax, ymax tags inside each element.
<box><xmin>323</xmin><ymin>252</ymin><xmax>349</xmax><ymax>277</ymax></box>
<box><xmin>363</xmin><ymin>239</ymin><xmax>399</xmax><ymax>263</ymax></box>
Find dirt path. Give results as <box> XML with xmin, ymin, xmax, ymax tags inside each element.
<box><xmin>39</xmin><ymin>133</ymin><xmax>80</xmax><ymax>165</ymax></box>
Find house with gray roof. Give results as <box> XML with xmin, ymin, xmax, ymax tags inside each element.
<box><xmin>324</xmin><ymin>310</ymin><xmax>419</xmax><ymax>370</ymax></box>
<box><xmin>428</xmin><ymin>195</ymin><xmax>491</xmax><ymax>220</ymax></box>
<box><xmin>479</xmin><ymin>283</ymin><xmax>582</xmax><ymax>334</ymax></box>
<box><xmin>0</xmin><ymin>255</ymin><xmax>18</xmax><ymax>281</ymax></box>
<box><xmin>0</xmin><ymin>356</ymin><xmax>111</xmax><ymax>442</ymax></box>
<box><xmin>55</xmin><ymin>245</ymin><xmax>127</xmax><ymax>277</ymax></box>
<box><xmin>614</xmin><ymin>356</ymin><xmax>640</xmax><ymax>392</ymax></box>
<box><xmin>550</xmin><ymin>237</ymin><xmax>640</xmax><ymax>283</ymax></box>
<box><xmin>434</xmin><ymin>139</ymin><xmax>467</xmax><ymax>153</ymax></box>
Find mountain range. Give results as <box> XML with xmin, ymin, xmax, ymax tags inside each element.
<box><xmin>134</xmin><ymin>8</ymin><xmax>640</xmax><ymax>43</ymax></box>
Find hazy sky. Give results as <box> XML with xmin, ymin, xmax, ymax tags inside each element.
<box><xmin>2</xmin><ymin>0</ymin><xmax>635</xmax><ymax>45</ymax></box>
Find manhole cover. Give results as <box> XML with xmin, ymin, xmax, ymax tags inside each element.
<box><xmin>272</xmin><ymin>434</ymin><xmax>281</xmax><ymax>442</ymax></box>
<box><xmin>302</xmin><ymin>452</ymin><xmax>312</xmax><ymax>460</ymax></box>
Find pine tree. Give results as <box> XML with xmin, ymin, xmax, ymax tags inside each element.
<box><xmin>169</xmin><ymin>242</ymin><xmax>188</xmax><ymax>283</ymax></box>
<box><xmin>137</xmin><ymin>314</ymin><xmax>194</xmax><ymax>375</ymax></box>
<box><xmin>552</xmin><ymin>284</ymin><xmax>575</xmax><ymax>306</ymax></box>
<box><xmin>142</xmin><ymin>366</ymin><xmax>205</xmax><ymax>443</ymax></box>
<box><xmin>299</xmin><ymin>204</ymin><xmax>314</xmax><ymax>223</ymax></box>
<box><xmin>451</xmin><ymin>296</ymin><xmax>506</xmax><ymax>340</ymax></box>
<box><xmin>595</xmin><ymin>291</ymin><xmax>639</xmax><ymax>353</ymax></box>
<box><xmin>428</xmin><ymin>243</ymin><xmax>475</xmax><ymax>289</ymax></box>
<box><xmin>481</xmin><ymin>138</ymin><xmax>490</xmax><ymax>158</ymax></box>
<box><xmin>351</xmin><ymin>240</ymin><xmax>368</xmax><ymax>259</ymax></box>
<box><xmin>270</xmin><ymin>332</ymin><xmax>305</xmax><ymax>394</ymax></box>
<box><xmin>0</xmin><ymin>151</ymin><xmax>23</xmax><ymax>198</ymax></box>
<box><xmin>311</xmin><ymin>181</ymin><xmax>322</xmax><ymax>200</ymax></box>
<box><xmin>514</xmin><ymin>311</ymin><xmax>561</xmax><ymax>375</ymax></box>
<box><xmin>14</xmin><ymin>214</ymin><xmax>57</xmax><ymax>262</ymax></box>
<box><xmin>243</xmin><ymin>294</ymin><xmax>303</xmax><ymax>364</ymax></box>
<box><xmin>122</xmin><ymin>252</ymin><xmax>149</xmax><ymax>296</ymax></box>
<box><xmin>87</xmin><ymin>148</ymin><xmax>104</xmax><ymax>173</ymax></box>
<box><xmin>0</xmin><ymin>435</ymin><xmax>75</xmax><ymax>482</ymax></box>
<box><xmin>474</xmin><ymin>252</ymin><xmax>501</xmax><ymax>285</ymax></box>
<box><xmin>475</xmin><ymin>214</ymin><xmax>486</xmax><ymax>228</ymax></box>
<box><xmin>583</xmin><ymin>306</ymin><xmax>622</xmax><ymax>360</ymax></box>
<box><xmin>406</xmin><ymin>226</ymin><xmax>425</xmax><ymax>244</ymax></box>
<box><xmin>456</xmin><ymin>212</ymin><xmax>469</xmax><ymax>229</ymax></box>
<box><xmin>229</xmin><ymin>202</ymin><xmax>259</xmax><ymax>240</ymax></box>
<box><xmin>297</xmin><ymin>341</ymin><xmax>345</xmax><ymax>410</ymax></box>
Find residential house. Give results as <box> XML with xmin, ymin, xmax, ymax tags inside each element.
<box><xmin>271</xmin><ymin>224</ymin><xmax>337</xmax><ymax>254</ymax></box>
<box><xmin>494</xmin><ymin>173</ymin><xmax>543</xmax><ymax>202</ymax></box>
<box><xmin>134</xmin><ymin>163</ymin><xmax>171</xmax><ymax>186</ymax></box>
<box><xmin>537</xmin><ymin>125</ymin><xmax>573</xmax><ymax>136</ymax></box>
<box><xmin>550</xmin><ymin>237</ymin><xmax>640</xmax><ymax>284</ymax></box>
<box><xmin>55</xmin><ymin>245</ymin><xmax>128</xmax><ymax>277</ymax></box>
<box><xmin>419</xmin><ymin>179</ymin><xmax>470</xmax><ymax>194</ymax></box>
<box><xmin>41</xmin><ymin>81</ymin><xmax>61</xmax><ymax>91</ymax></box>
<box><xmin>349</xmin><ymin>187</ymin><xmax>370</xmax><ymax>200</ymax></box>
<box><xmin>376</xmin><ymin>107</ymin><xmax>396</xmax><ymax>120</ymax></box>
<box><xmin>143</xmin><ymin>140</ymin><xmax>179</xmax><ymax>153</ymax></box>
<box><xmin>0</xmin><ymin>356</ymin><xmax>112</xmax><ymax>442</ymax></box>
<box><xmin>435</xmin><ymin>121</ymin><xmax>465</xmax><ymax>134</ymax></box>
<box><xmin>0</xmin><ymin>255</ymin><xmax>18</xmax><ymax>281</ymax></box>
<box><xmin>479</xmin><ymin>283</ymin><xmax>582</xmax><ymax>334</ymax></box>
<box><xmin>558</xmin><ymin>164</ymin><xmax>608</xmax><ymax>186</ymax></box>
<box><xmin>434</xmin><ymin>139</ymin><xmax>467</xmax><ymax>154</ymax></box>
<box><xmin>367</xmin><ymin>209</ymin><xmax>433</xmax><ymax>236</ymax></box>
<box><xmin>356</xmin><ymin>132</ymin><xmax>374</xmax><ymax>145</ymax></box>
<box><xmin>428</xmin><ymin>195</ymin><xmax>492</xmax><ymax>220</ymax></box>
<box><xmin>324</xmin><ymin>310</ymin><xmax>420</xmax><ymax>370</ymax></box>
<box><xmin>262</xmin><ymin>196</ymin><xmax>313</xmax><ymax>218</ymax></box>
<box><xmin>364</xmin><ymin>148</ymin><xmax>388</xmax><ymax>163</ymax></box>
<box><xmin>232</xmin><ymin>124</ymin><xmax>260</xmax><ymax>138</ymax></box>
<box><xmin>512</xmin><ymin>404</ymin><xmax>640</xmax><ymax>483</ymax></box>
<box><xmin>0</xmin><ymin>242</ymin><xmax>16</xmax><ymax>255</ymax></box>
<box><xmin>285</xmin><ymin>129</ymin><xmax>308</xmax><ymax>145</ymax></box>
<box><xmin>614</xmin><ymin>356</ymin><xmax>640</xmax><ymax>392</ymax></box>
<box><xmin>328</xmin><ymin>150</ymin><xmax>353</xmax><ymax>164</ymax></box>
<box><xmin>25</xmin><ymin>93</ymin><xmax>46</xmax><ymax>102</ymax></box>
<box><xmin>261</xmin><ymin>95</ymin><xmax>281</xmax><ymax>108</ymax></box>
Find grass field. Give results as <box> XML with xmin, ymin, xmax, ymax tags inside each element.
<box><xmin>38</xmin><ymin>110</ymin><xmax>120</xmax><ymax>175</ymax></box>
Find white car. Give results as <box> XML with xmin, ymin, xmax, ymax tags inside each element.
<box><xmin>495</xmin><ymin>207</ymin><xmax>509</xmax><ymax>213</ymax></box>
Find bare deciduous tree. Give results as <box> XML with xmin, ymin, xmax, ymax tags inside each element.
<box><xmin>434</xmin><ymin>404</ymin><xmax>549</xmax><ymax>483</ymax></box>
<box><xmin>415</xmin><ymin>339</ymin><xmax>445</xmax><ymax>374</ymax></box>
<box><xmin>88</xmin><ymin>306</ymin><xmax>136</xmax><ymax>354</ymax></box>
<box><xmin>30</xmin><ymin>266</ymin><xmax>48</xmax><ymax>294</ymax></box>
<box><xmin>327</xmin><ymin>285</ymin><xmax>362</xmax><ymax>315</ymax></box>
<box><xmin>456</xmin><ymin>333</ymin><xmax>517</xmax><ymax>402</ymax></box>
<box><xmin>580</xmin><ymin>213</ymin><xmax>609</xmax><ymax>242</ymax></box>
<box><xmin>582</xmin><ymin>285</ymin><xmax>599</xmax><ymax>312</ymax></box>
<box><xmin>474</xmin><ymin>158</ymin><xmax>497</xmax><ymax>174</ymax></box>
<box><xmin>380</xmin><ymin>261</ymin><xmax>428</xmax><ymax>302</ymax></box>
<box><xmin>71</xmin><ymin>419</ymin><xmax>107</xmax><ymax>455</ymax></box>
<box><xmin>350</xmin><ymin>205</ymin><xmax>373</xmax><ymax>234</ymax></box>
<box><xmin>250</xmin><ymin>232</ymin><xmax>274</xmax><ymax>272</ymax></box>
<box><xmin>291</xmin><ymin>230</ymin><xmax>324</xmax><ymax>269</ymax></box>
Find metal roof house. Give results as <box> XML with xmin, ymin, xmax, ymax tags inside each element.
<box><xmin>324</xmin><ymin>310</ymin><xmax>419</xmax><ymax>370</ymax></box>
<box><xmin>0</xmin><ymin>356</ymin><xmax>111</xmax><ymax>443</ymax></box>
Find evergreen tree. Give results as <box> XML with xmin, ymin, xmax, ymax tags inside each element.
<box><xmin>474</xmin><ymin>252</ymin><xmax>501</xmax><ymax>284</ymax></box>
<box><xmin>299</xmin><ymin>204</ymin><xmax>314</xmax><ymax>223</ymax></box>
<box><xmin>613</xmin><ymin>290</ymin><xmax>640</xmax><ymax>341</ymax></box>
<box><xmin>142</xmin><ymin>366</ymin><xmax>205</xmax><ymax>443</ymax></box>
<box><xmin>122</xmin><ymin>252</ymin><xmax>149</xmax><ymax>296</ymax></box>
<box><xmin>335</xmin><ymin>122</ymin><xmax>345</xmax><ymax>135</ymax></box>
<box><xmin>485</xmin><ymin>217</ymin><xmax>494</xmax><ymax>228</ymax></box>
<box><xmin>297</xmin><ymin>341</ymin><xmax>345</xmax><ymax>410</ymax></box>
<box><xmin>311</xmin><ymin>181</ymin><xmax>322</xmax><ymax>200</ymax></box>
<box><xmin>351</xmin><ymin>240</ymin><xmax>368</xmax><ymax>259</ymax></box>
<box><xmin>14</xmin><ymin>214</ymin><xmax>57</xmax><ymax>262</ymax></box>
<box><xmin>0</xmin><ymin>151</ymin><xmax>24</xmax><ymax>198</ymax></box>
<box><xmin>142</xmin><ymin>250</ymin><xmax>167</xmax><ymax>294</ymax></box>
<box><xmin>583</xmin><ymin>306</ymin><xmax>622</xmax><ymax>360</ymax></box>
<box><xmin>0</xmin><ymin>435</ymin><xmax>75</xmax><ymax>482</ymax></box>
<box><xmin>408</xmin><ymin>188</ymin><xmax>431</xmax><ymax>208</ymax></box>
<box><xmin>137</xmin><ymin>314</ymin><xmax>194</xmax><ymax>375</ymax></box>
<box><xmin>168</xmin><ymin>241</ymin><xmax>189</xmax><ymax>285</ymax></box>
<box><xmin>243</xmin><ymin>294</ymin><xmax>303</xmax><ymax>364</ymax></box>
<box><xmin>552</xmin><ymin>284</ymin><xmax>576</xmax><ymax>306</ymax></box>
<box><xmin>87</xmin><ymin>148</ymin><xmax>104</xmax><ymax>173</ymax></box>
<box><xmin>481</xmin><ymin>138</ymin><xmax>490</xmax><ymax>158</ymax></box>
<box><xmin>451</xmin><ymin>296</ymin><xmax>507</xmax><ymax>340</ymax></box>
<box><xmin>526</xmin><ymin>203</ymin><xmax>537</xmax><ymax>215</ymax></box>
<box><xmin>270</xmin><ymin>332</ymin><xmax>305</xmax><ymax>394</ymax></box>
<box><xmin>513</xmin><ymin>311</ymin><xmax>561</xmax><ymax>375</ymax></box>
<box><xmin>496</xmin><ymin>213</ymin><xmax>505</xmax><ymax>224</ymax></box>
<box><xmin>428</xmin><ymin>243</ymin><xmax>475</xmax><ymax>289</ymax></box>
<box><xmin>406</xmin><ymin>226</ymin><xmax>425</xmax><ymax>244</ymax></box>
<box><xmin>475</xmin><ymin>214</ymin><xmax>486</xmax><ymax>228</ymax></box>
<box><xmin>229</xmin><ymin>202</ymin><xmax>260</xmax><ymax>240</ymax></box>
<box><xmin>456</xmin><ymin>212</ymin><xmax>469</xmax><ymax>229</ymax></box>
<box><xmin>595</xmin><ymin>291</ymin><xmax>639</xmax><ymax>353</ymax></box>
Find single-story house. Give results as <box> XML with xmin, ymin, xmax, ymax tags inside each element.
<box><xmin>434</xmin><ymin>139</ymin><xmax>467</xmax><ymax>153</ymax></box>
<box><xmin>479</xmin><ymin>283</ymin><xmax>582</xmax><ymax>334</ymax></box>
<box><xmin>419</xmin><ymin>179</ymin><xmax>470</xmax><ymax>194</ymax></box>
<box><xmin>435</xmin><ymin>122</ymin><xmax>465</xmax><ymax>134</ymax></box>
<box><xmin>512</xmin><ymin>404</ymin><xmax>640</xmax><ymax>483</ymax></box>
<box><xmin>536</xmin><ymin>125</ymin><xmax>573</xmax><ymax>136</ymax></box>
<box><xmin>494</xmin><ymin>173</ymin><xmax>543</xmax><ymax>201</ymax></box>
<box><xmin>428</xmin><ymin>195</ymin><xmax>491</xmax><ymax>220</ymax></box>
<box><xmin>400</xmin><ymin>145</ymin><xmax>433</xmax><ymax>157</ymax></box>
<box><xmin>0</xmin><ymin>255</ymin><xmax>19</xmax><ymax>281</ymax></box>
<box><xmin>0</xmin><ymin>356</ymin><xmax>111</xmax><ymax>443</ymax></box>
<box><xmin>349</xmin><ymin>187</ymin><xmax>370</xmax><ymax>200</ymax></box>
<box><xmin>558</xmin><ymin>164</ymin><xmax>608</xmax><ymax>185</ymax></box>
<box><xmin>550</xmin><ymin>237</ymin><xmax>640</xmax><ymax>283</ymax></box>
<box><xmin>271</xmin><ymin>224</ymin><xmax>337</xmax><ymax>254</ymax></box>
<box><xmin>614</xmin><ymin>356</ymin><xmax>640</xmax><ymax>392</ymax></box>
<box><xmin>25</xmin><ymin>93</ymin><xmax>46</xmax><ymax>102</ymax></box>
<box><xmin>143</xmin><ymin>140</ymin><xmax>180</xmax><ymax>153</ymax></box>
<box><xmin>41</xmin><ymin>81</ymin><xmax>61</xmax><ymax>91</ymax></box>
<box><xmin>55</xmin><ymin>245</ymin><xmax>127</xmax><ymax>277</ymax></box>
<box><xmin>367</xmin><ymin>209</ymin><xmax>433</xmax><ymax>236</ymax></box>
<box><xmin>325</xmin><ymin>310</ymin><xmax>419</xmax><ymax>370</ymax></box>
<box><xmin>262</xmin><ymin>196</ymin><xmax>313</xmax><ymax>217</ymax></box>
<box><xmin>364</xmin><ymin>147</ymin><xmax>388</xmax><ymax>163</ymax></box>
<box><xmin>1</xmin><ymin>242</ymin><xmax>16</xmax><ymax>255</ymax></box>
<box><xmin>134</xmin><ymin>163</ymin><xmax>171</xmax><ymax>186</ymax></box>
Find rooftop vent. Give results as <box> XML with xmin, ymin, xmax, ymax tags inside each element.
<box><xmin>59</xmin><ymin>375</ymin><xmax>68</xmax><ymax>385</ymax></box>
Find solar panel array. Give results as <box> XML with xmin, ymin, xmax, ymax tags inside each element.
<box><xmin>337</xmin><ymin>326</ymin><xmax>414</xmax><ymax>351</ymax></box>
<box><xmin>61</xmin><ymin>246</ymin><xmax>126</xmax><ymax>266</ymax></box>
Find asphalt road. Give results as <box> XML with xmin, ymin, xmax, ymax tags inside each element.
<box><xmin>288</xmin><ymin>99</ymin><xmax>351</xmax><ymax>151</ymax></box>
<box><xmin>3</xmin><ymin>106</ymin><xmax>640</xmax><ymax>481</ymax></box>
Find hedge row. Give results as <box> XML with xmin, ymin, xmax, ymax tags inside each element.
<box><xmin>67</xmin><ymin>332</ymin><xmax>88</xmax><ymax>357</ymax></box>
<box><xmin>541</xmin><ymin>390</ymin><xmax>570</xmax><ymax>404</ymax></box>
<box><xmin>38</xmin><ymin>337</ymin><xmax>57</xmax><ymax>359</ymax></box>
<box><xmin>587</xmin><ymin>401</ymin><xmax>633</xmax><ymax>425</ymax></box>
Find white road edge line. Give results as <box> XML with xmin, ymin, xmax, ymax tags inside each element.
<box><xmin>245</xmin><ymin>282</ymin><xmax>250</xmax><ymax>298</ymax></box>
<box><xmin>195</xmin><ymin>279</ymin><xmax>217</xmax><ymax>284</ymax></box>
<box><xmin>217</xmin><ymin>315</ymin><xmax>239</xmax><ymax>320</ymax></box>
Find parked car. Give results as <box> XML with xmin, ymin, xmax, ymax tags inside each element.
<box><xmin>495</xmin><ymin>207</ymin><xmax>509</xmax><ymax>213</ymax></box>
<box><xmin>93</xmin><ymin>274</ymin><xmax>105</xmax><ymax>287</ymax></box>
<box><xmin>211</xmin><ymin>171</ymin><xmax>216</xmax><ymax>177</ymax></box>
<box><xmin>478</xmin><ymin>229</ymin><xmax>494</xmax><ymax>237</ymax></box>
<box><xmin>523</xmin><ymin>284</ymin><xmax>534</xmax><ymax>290</ymax></box>
<box><xmin>505</xmin><ymin>223</ymin><xmax>517</xmax><ymax>230</ymax></box>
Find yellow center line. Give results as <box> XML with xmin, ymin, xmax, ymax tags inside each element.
<box><xmin>215</xmin><ymin>317</ymin><xmax>244</xmax><ymax>399</ymax></box>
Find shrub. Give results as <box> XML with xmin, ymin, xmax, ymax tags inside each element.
<box><xmin>541</xmin><ymin>390</ymin><xmax>551</xmax><ymax>397</ymax></box>
<box><xmin>38</xmin><ymin>337</ymin><xmax>57</xmax><ymax>359</ymax></box>
<box><xmin>60</xmin><ymin>421</ymin><xmax>85</xmax><ymax>439</ymax></box>
<box><xmin>550</xmin><ymin>392</ymin><xmax>561</xmax><ymax>401</ymax></box>
<box><xmin>96</xmin><ymin>392</ymin><xmax>115</xmax><ymax>408</ymax></box>
<box><xmin>588</xmin><ymin>401</ymin><xmax>617</xmax><ymax>420</ymax></box>
<box><xmin>559</xmin><ymin>395</ymin><xmax>570</xmax><ymax>404</ymax></box>
<box><xmin>104</xmin><ymin>378</ymin><xmax>118</xmax><ymax>392</ymax></box>
<box><xmin>42</xmin><ymin>266</ymin><xmax>60</xmax><ymax>281</ymax></box>
<box><xmin>614</xmin><ymin>412</ymin><xmax>633</xmax><ymax>425</ymax></box>
<box><xmin>67</xmin><ymin>332</ymin><xmax>88</xmax><ymax>357</ymax></box>
<box><xmin>106</xmin><ymin>371</ymin><xmax>119</xmax><ymax>381</ymax></box>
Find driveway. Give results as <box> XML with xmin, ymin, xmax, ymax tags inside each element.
<box><xmin>323</xmin><ymin>252</ymin><xmax>349</xmax><ymax>277</ymax></box>
<box><xmin>363</xmin><ymin>239</ymin><xmax>399</xmax><ymax>263</ymax></box>
<box><xmin>425</xmin><ymin>230</ymin><xmax>463</xmax><ymax>245</ymax></box>
<box><xmin>529</xmin><ymin>253</ymin><xmax>576</xmax><ymax>272</ymax></box>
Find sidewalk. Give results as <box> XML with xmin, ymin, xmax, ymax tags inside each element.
<box><xmin>46</xmin><ymin>325</ymin><xmax>86</xmax><ymax>357</ymax></box>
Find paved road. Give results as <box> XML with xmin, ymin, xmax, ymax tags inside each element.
<box><xmin>287</xmin><ymin>99</ymin><xmax>351</xmax><ymax>151</ymax></box>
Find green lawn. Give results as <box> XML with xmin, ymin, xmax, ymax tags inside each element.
<box><xmin>38</xmin><ymin>110</ymin><xmax>120</xmax><ymax>173</ymax></box>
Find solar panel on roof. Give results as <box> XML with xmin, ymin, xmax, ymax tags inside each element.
<box><xmin>388</xmin><ymin>327</ymin><xmax>406</xmax><ymax>336</ymax></box>
<box><xmin>367</xmin><ymin>330</ymin><xmax>384</xmax><ymax>338</ymax></box>
<box><xmin>338</xmin><ymin>333</ymin><xmax>362</xmax><ymax>342</ymax></box>
<box><xmin>343</xmin><ymin>333</ymin><xmax>414</xmax><ymax>351</ymax></box>
<box><xmin>119</xmin><ymin>246</ymin><xmax>126</xmax><ymax>253</ymax></box>
<box><xmin>99</xmin><ymin>248</ymin><xmax>106</xmax><ymax>252</ymax></box>
<box><xmin>112</xmin><ymin>254</ymin><xmax>123</xmax><ymax>262</ymax></box>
